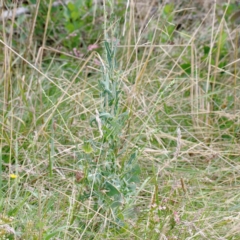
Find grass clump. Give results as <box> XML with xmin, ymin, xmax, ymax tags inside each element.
<box><xmin>1</xmin><ymin>0</ymin><xmax>240</xmax><ymax>239</ymax></box>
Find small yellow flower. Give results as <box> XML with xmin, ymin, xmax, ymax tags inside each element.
<box><xmin>10</xmin><ymin>174</ymin><xmax>17</xmax><ymax>179</ymax></box>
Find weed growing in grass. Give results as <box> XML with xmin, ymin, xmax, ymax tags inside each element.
<box><xmin>72</xmin><ymin>39</ymin><xmax>142</xmax><ymax>236</ymax></box>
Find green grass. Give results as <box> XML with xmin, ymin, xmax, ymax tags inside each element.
<box><xmin>1</xmin><ymin>0</ymin><xmax>240</xmax><ymax>239</ymax></box>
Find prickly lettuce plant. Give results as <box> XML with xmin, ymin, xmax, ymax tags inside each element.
<box><xmin>75</xmin><ymin>37</ymin><xmax>141</xmax><ymax>234</ymax></box>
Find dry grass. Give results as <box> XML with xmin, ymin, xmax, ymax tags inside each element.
<box><xmin>0</xmin><ymin>0</ymin><xmax>240</xmax><ymax>239</ymax></box>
